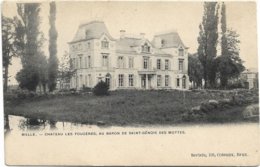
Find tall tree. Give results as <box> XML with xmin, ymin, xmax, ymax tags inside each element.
<box><xmin>15</xmin><ymin>3</ymin><xmax>42</xmax><ymax>91</ymax></box>
<box><xmin>216</xmin><ymin>2</ymin><xmax>245</xmax><ymax>88</ymax></box>
<box><xmin>2</xmin><ymin>16</ymin><xmax>16</xmax><ymax>92</ymax></box>
<box><xmin>48</xmin><ymin>1</ymin><xmax>58</xmax><ymax>92</ymax></box>
<box><xmin>197</xmin><ymin>2</ymin><xmax>219</xmax><ymax>88</ymax></box>
<box><xmin>221</xmin><ymin>2</ymin><xmax>228</xmax><ymax>57</ymax></box>
<box><xmin>38</xmin><ymin>51</ymin><xmax>48</xmax><ymax>93</ymax></box>
<box><xmin>188</xmin><ymin>53</ymin><xmax>203</xmax><ymax>88</ymax></box>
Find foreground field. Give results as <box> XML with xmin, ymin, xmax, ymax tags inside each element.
<box><xmin>4</xmin><ymin>90</ymin><xmax>259</xmax><ymax>126</ymax></box>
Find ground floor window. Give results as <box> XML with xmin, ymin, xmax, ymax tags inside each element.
<box><xmin>165</xmin><ymin>75</ymin><xmax>169</xmax><ymax>87</ymax></box>
<box><xmin>177</xmin><ymin>78</ymin><xmax>180</xmax><ymax>87</ymax></box>
<box><xmin>119</xmin><ymin>74</ymin><xmax>124</xmax><ymax>87</ymax></box>
<box><xmin>105</xmin><ymin>74</ymin><xmax>111</xmax><ymax>88</ymax></box>
<box><xmin>85</xmin><ymin>75</ymin><xmax>88</xmax><ymax>86</ymax></box>
<box><xmin>157</xmin><ymin>75</ymin><xmax>161</xmax><ymax>87</ymax></box>
<box><xmin>88</xmin><ymin>74</ymin><xmax>92</xmax><ymax>87</ymax></box>
<box><xmin>79</xmin><ymin>75</ymin><xmax>83</xmax><ymax>88</ymax></box>
<box><xmin>182</xmin><ymin>77</ymin><xmax>186</xmax><ymax>89</ymax></box>
<box><xmin>129</xmin><ymin>74</ymin><xmax>134</xmax><ymax>87</ymax></box>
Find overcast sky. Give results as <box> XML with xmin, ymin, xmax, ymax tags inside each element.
<box><xmin>2</xmin><ymin>1</ymin><xmax>257</xmax><ymax>84</ymax></box>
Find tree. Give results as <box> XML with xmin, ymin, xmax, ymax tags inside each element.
<box><xmin>216</xmin><ymin>29</ymin><xmax>245</xmax><ymax>87</ymax></box>
<box><xmin>220</xmin><ymin>2</ymin><xmax>228</xmax><ymax>57</ymax></box>
<box><xmin>188</xmin><ymin>53</ymin><xmax>203</xmax><ymax>88</ymax></box>
<box><xmin>16</xmin><ymin>66</ymin><xmax>40</xmax><ymax>91</ymax></box>
<box><xmin>93</xmin><ymin>81</ymin><xmax>109</xmax><ymax>96</ymax></box>
<box><xmin>216</xmin><ymin>2</ymin><xmax>245</xmax><ymax>88</ymax></box>
<box><xmin>197</xmin><ymin>2</ymin><xmax>219</xmax><ymax>88</ymax></box>
<box><xmin>2</xmin><ymin>16</ymin><xmax>16</xmax><ymax>92</ymax></box>
<box><xmin>15</xmin><ymin>3</ymin><xmax>42</xmax><ymax>91</ymax></box>
<box><xmin>38</xmin><ymin>51</ymin><xmax>48</xmax><ymax>93</ymax></box>
<box><xmin>48</xmin><ymin>1</ymin><xmax>58</xmax><ymax>92</ymax></box>
<box><xmin>58</xmin><ymin>51</ymin><xmax>74</xmax><ymax>89</ymax></box>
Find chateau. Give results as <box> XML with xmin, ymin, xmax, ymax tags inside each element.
<box><xmin>69</xmin><ymin>21</ymin><xmax>189</xmax><ymax>90</ymax></box>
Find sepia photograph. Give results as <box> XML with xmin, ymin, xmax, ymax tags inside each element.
<box><xmin>2</xmin><ymin>1</ymin><xmax>259</xmax><ymax>166</ymax></box>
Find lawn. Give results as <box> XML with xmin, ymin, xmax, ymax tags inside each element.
<box><xmin>4</xmin><ymin>90</ymin><xmax>259</xmax><ymax>126</ymax></box>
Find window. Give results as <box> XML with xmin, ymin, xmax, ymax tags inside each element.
<box><xmin>102</xmin><ymin>54</ymin><xmax>108</xmax><ymax>67</ymax></box>
<box><xmin>84</xmin><ymin>57</ymin><xmax>87</xmax><ymax>68</ymax></box>
<box><xmin>101</xmin><ymin>38</ymin><xmax>109</xmax><ymax>49</ymax></box>
<box><xmin>79</xmin><ymin>75</ymin><xmax>83</xmax><ymax>88</ymax></box>
<box><xmin>72</xmin><ymin>58</ymin><xmax>76</xmax><ymax>69</ymax></box>
<box><xmin>157</xmin><ymin>59</ymin><xmax>161</xmax><ymax>69</ymax></box>
<box><xmin>78</xmin><ymin>43</ymin><xmax>82</xmax><ymax>50</ymax></box>
<box><xmin>105</xmin><ymin>74</ymin><xmax>111</xmax><ymax>88</ymax></box>
<box><xmin>165</xmin><ymin>75</ymin><xmax>169</xmax><ymax>87</ymax></box>
<box><xmin>87</xmin><ymin>42</ymin><xmax>90</xmax><ymax>49</ymax></box>
<box><xmin>88</xmin><ymin>56</ymin><xmax>91</xmax><ymax>68</ymax></box>
<box><xmin>179</xmin><ymin>59</ymin><xmax>184</xmax><ymax>71</ymax></box>
<box><xmin>141</xmin><ymin>43</ymin><xmax>150</xmax><ymax>53</ymax></box>
<box><xmin>177</xmin><ymin>78</ymin><xmax>180</xmax><ymax>87</ymax></box>
<box><xmin>182</xmin><ymin>76</ymin><xmax>186</xmax><ymax>89</ymax></box>
<box><xmin>165</xmin><ymin>59</ymin><xmax>169</xmax><ymax>70</ymax></box>
<box><xmin>76</xmin><ymin>58</ymin><xmax>79</xmax><ymax>68</ymax></box>
<box><xmin>143</xmin><ymin>57</ymin><xmax>148</xmax><ymax>69</ymax></box>
<box><xmin>129</xmin><ymin>57</ymin><xmax>134</xmax><ymax>68</ymax></box>
<box><xmin>78</xmin><ymin>55</ymin><xmax>83</xmax><ymax>68</ymax></box>
<box><xmin>161</xmin><ymin>40</ymin><xmax>165</xmax><ymax>47</ymax></box>
<box><xmin>88</xmin><ymin>74</ymin><xmax>92</xmax><ymax>87</ymax></box>
<box><xmin>85</xmin><ymin>75</ymin><xmax>88</xmax><ymax>86</ymax></box>
<box><xmin>119</xmin><ymin>74</ymin><xmax>124</xmax><ymax>87</ymax></box>
<box><xmin>157</xmin><ymin>75</ymin><xmax>161</xmax><ymax>87</ymax></box>
<box><xmin>118</xmin><ymin>56</ymin><xmax>124</xmax><ymax>68</ymax></box>
<box><xmin>129</xmin><ymin>74</ymin><xmax>134</xmax><ymax>87</ymax></box>
<box><xmin>179</xmin><ymin>48</ymin><xmax>184</xmax><ymax>56</ymax></box>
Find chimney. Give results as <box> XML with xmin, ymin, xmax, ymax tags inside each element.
<box><xmin>140</xmin><ymin>33</ymin><xmax>145</xmax><ymax>39</ymax></box>
<box><xmin>120</xmin><ymin>30</ymin><xmax>126</xmax><ymax>39</ymax></box>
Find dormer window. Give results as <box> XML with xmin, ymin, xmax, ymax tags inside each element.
<box><xmin>141</xmin><ymin>43</ymin><xmax>150</xmax><ymax>53</ymax></box>
<box><xmin>161</xmin><ymin>40</ymin><xmax>165</xmax><ymax>47</ymax></box>
<box><xmin>78</xmin><ymin>43</ymin><xmax>82</xmax><ymax>50</ymax></box>
<box><xmin>101</xmin><ymin>38</ymin><xmax>109</xmax><ymax>49</ymax></box>
<box><xmin>179</xmin><ymin>47</ymin><xmax>184</xmax><ymax>56</ymax></box>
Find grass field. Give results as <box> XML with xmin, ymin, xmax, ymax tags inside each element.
<box><xmin>4</xmin><ymin>90</ymin><xmax>259</xmax><ymax>126</ymax></box>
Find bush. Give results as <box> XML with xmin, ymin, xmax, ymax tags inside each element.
<box><xmin>93</xmin><ymin>81</ymin><xmax>109</xmax><ymax>96</ymax></box>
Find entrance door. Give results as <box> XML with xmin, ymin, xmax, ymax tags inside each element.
<box><xmin>105</xmin><ymin>73</ymin><xmax>111</xmax><ymax>89</ymax></box>
<box><xmin>148</xmin><ymin>75</ymin><xmax>152</xmax><ymax>89</ymax></box>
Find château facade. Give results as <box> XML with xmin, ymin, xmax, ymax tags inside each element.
<box><xmin>69</xmin><ymin>21</ymin><xmax>189</xmax><ymax>90</ymax></box>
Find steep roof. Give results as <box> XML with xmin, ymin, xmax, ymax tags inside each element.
<box><xmin>69</xmin><ymin>21</ymin><xmax>115</xmax><ymax>43</ymax></box>
<box><xmin>153</xmin><ymin>32</ymin><xmax>187</xmax><ymax>48</ymax></box>
<box><xmin>116</xmin><ymin>37</ymin><xmax>142</xmax><ymax>53</ymax></box>
<box><xmin>116</xmin><ymin>37</ymin><xmax>169</xmax><ymax>55</ymax></box>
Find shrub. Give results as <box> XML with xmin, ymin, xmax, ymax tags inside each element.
<box><xmin>93</xmin><ymin>81</ymin><xmax>109</xmax><ymax>96</ymax></box>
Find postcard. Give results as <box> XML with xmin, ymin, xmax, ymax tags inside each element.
<box><xmin>2</xmin><ymin>1</ymin><xmax>259</xmax><ymax>166</ymax></box>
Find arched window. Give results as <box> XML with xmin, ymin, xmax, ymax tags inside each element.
<box><xmin>141</xmin><ymin>43</ymin><xmax>150</xmax><ymax>53</ymax></box>
<box><xmin>176</xmin><ymin>76</ymin><xmax>180</xmax><ymax>87</ymax></box>
<box><xmin>182</xmin><ymin>75</ymin><xmax>186</xmax><ymax>89</ymax></box>
<box><xmin>101</xmin><ymin>38</ymin><xmax>109</xmax><ymax>49</ymax></box>
<box><xmin>161</xmin><ymin>39</ymin><xmax>166</xmax><ymax>47</ymax></box>
<box><xmin>179</xmin><ymin>47</ymin><xmax>184</xmax><ymax>56</ymax></box>
<box><xmin>105</xmin><ymin>73</ymin><xmax>111</xmax><ymax>88</ymax></box>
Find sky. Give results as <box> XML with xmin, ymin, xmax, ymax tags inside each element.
<box><xmin>2</xmin><ymin>1</ymin><xmax>258</xmax><ymax>85</ymax></box>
